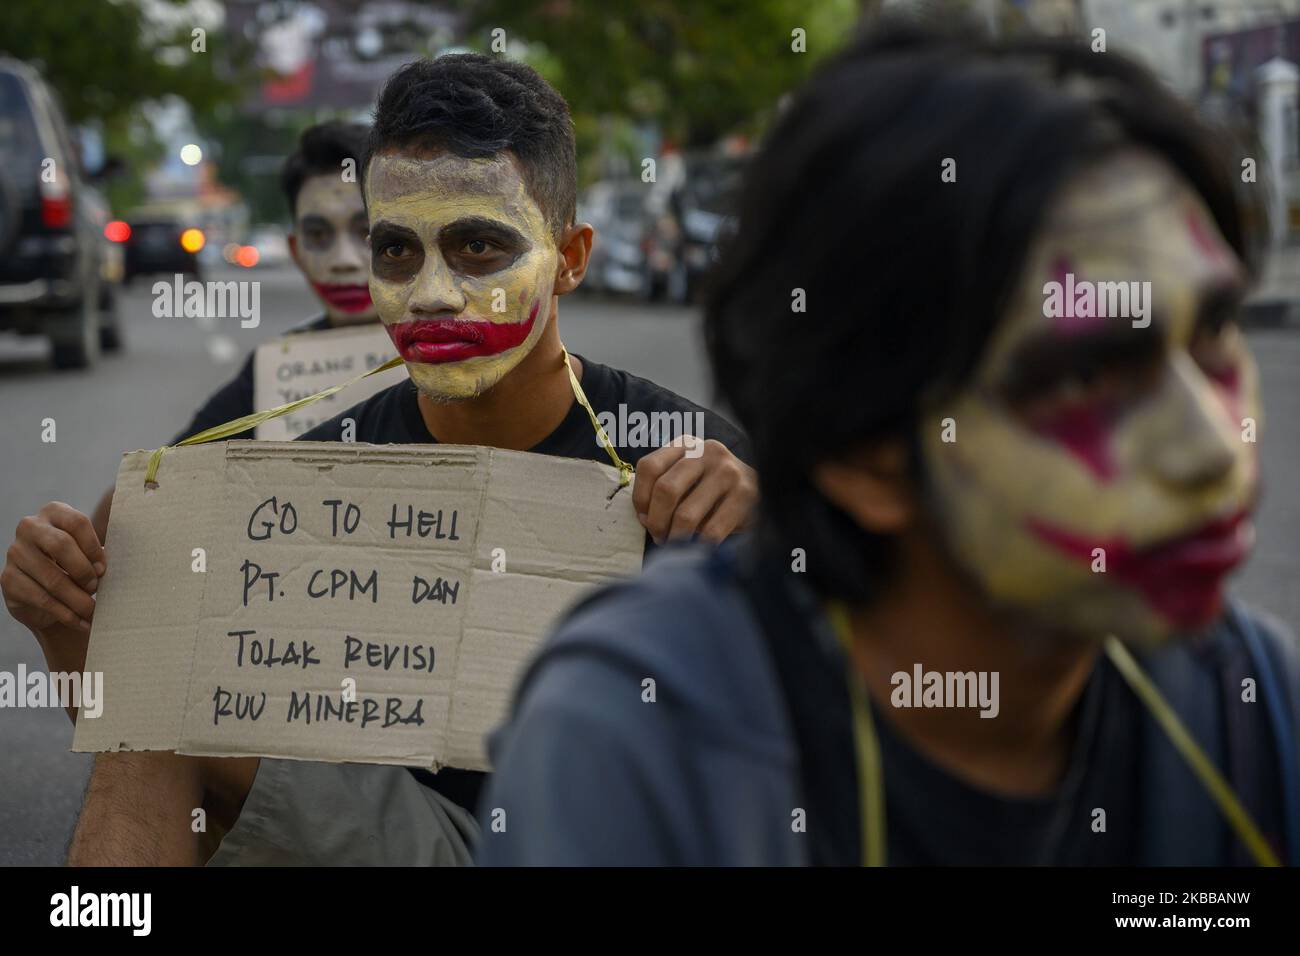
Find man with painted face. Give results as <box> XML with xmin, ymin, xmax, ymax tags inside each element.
<box><xmin>477</xmin><ymin>26</ymin><xmax>1300</xmax><ymax>866</ymax></box>
<box><xmin>25</xmin><ymin>55</ymin><xmax>756</xmax><ymax>867</ymax></box>
<box><xmin>294</xmin><ymin>55</ymin><xmax>755</xmax><ymax>546</ymax></box>
<box><xmin>239</xmin><ymin>52</ymin><xmax>754</xmax><ymax>856</ymax></box>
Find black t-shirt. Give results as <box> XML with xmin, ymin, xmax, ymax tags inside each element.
<box><xmin>298</xmin><ymin>353</ymin><xmax>751</xmax><ymax>465</ymax></box>
<box><xmin>297</xmin><ymin>354</ymin><xmax>752</xmax><ymax>815</ymax></box>
<box><xmin>738</xmin><ymin>548</ymin><xmax>1142</xmax><ymax>865</ymax></box>
<box><xmin>169</xmin><ymin>315</ymin><xmax>333</xmax><ymax>445</ymax></box>
<box><xmin>874</xmin><ymin>657</ymin><xmax>1140</xmax><ymax>865</ymax></box>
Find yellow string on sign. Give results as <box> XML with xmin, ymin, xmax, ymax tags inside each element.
<box><xmin>1103</xmin><ymin>635</ymin><xmax>1281</xmax><ymax>867</ymax></box>
<box><xmin>561</xmin><ymin>347</ymin><xmax>634</xmax><ymax>488</ymax></box>
<box><xmin>827</xmin><ymin>600</ymin><xmax>886</xmax><ymax>867</ymax></box>
<box><xmin>143</xmin><ymin>355</ymin><xmax>405</xmax><ymax>486</ymax></box>
<box><xmin>143</xmin><ymin>345</ymin><xmax>637</xmax><ymax>489</ymax></box>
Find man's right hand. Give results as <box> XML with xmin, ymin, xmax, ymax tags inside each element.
<box><xmin>2</xmin><ymin>501</ymin><xmax>105</xmax><ymax>689</ymax></box>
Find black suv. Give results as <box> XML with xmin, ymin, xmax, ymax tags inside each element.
<box><xmin>0</xmin><ymin>58</ymin><xmax>119</xmax><ymax>369</ymax></box>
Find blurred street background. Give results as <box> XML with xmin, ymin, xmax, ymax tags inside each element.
<box><xmin>2</xmin><ymin>0</ymin><xmax>1300</xmax><ymax>863</ymax></box>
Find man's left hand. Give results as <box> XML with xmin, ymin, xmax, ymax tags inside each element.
<box><xmin>633</xmin><ymin>436</ymin><xmax>758</xmax><ymax>544</ymax></box>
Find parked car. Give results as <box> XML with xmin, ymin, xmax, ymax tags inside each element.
<box><xmin>123</xmin><ymin>218</ymin><xmax>201</xmax><ymax>283</ymax></box>
<box><xmin>0</xmin><ymin>58</ymin><xmax>110</xmax><ymax>368</ymax></box>
<box><xmin>578</xmin><ymin>179</ymin><xmax>653</xmax><ymax>297</ymax></box>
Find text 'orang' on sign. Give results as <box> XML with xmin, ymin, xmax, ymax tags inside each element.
<box><xmin>252</xmin><ymin>324</ymin><xmax>407</xmax><ymax>439</ymax></box>
<box><xmin>72</xmin><ymin>441</ymin><xmax>645</xmax><ymax>770</ymax></box>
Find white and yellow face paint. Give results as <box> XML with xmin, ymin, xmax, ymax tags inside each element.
<box><xmin>292</xmin><ymin>174</ymin><xmax>377</xmax><ymax>325</ymax></box>
<box><xmin>920</xmin><ymin>150</ymin><xmax>1260</xmax><ymax>646</ymax></box>
<box><xmin>365</xmin><ymin>153</ymin><xmax>559</xmax><ymax>401</ymax></box>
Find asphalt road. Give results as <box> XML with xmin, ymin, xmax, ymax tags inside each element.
<box><xmin>0</xmin><ymin>264</ymin><xmax>1296</xmax><ymax>865</ymax></box>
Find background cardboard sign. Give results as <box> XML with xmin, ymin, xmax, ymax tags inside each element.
<box><xmin>73</xmin><ymin>441</ymin><xmax>645</xmax><ymax>770</ymax></box>
<box><xmin>252</xmin><ymin>325</ymin><xmax>407</xmax><ymax>439</ymax></box>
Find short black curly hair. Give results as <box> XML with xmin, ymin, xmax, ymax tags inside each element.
<box><xmin>280</xmin><ymin>121</ymin><xmax>370</xmax><ymax>218</ymax></box>
<box><xmin>365</xmin><ymin>54</ymin><xmax>577</xmax><ymax>238</ymax></box>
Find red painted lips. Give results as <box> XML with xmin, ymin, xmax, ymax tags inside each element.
<box><xmin>313</xmin><ymin>283</ymin><xmax>374</xmax><ymax>313</ymax></box>
<box><xmin>1029</xmin><ymin>509</ymin><xmax>1253</xmax><ymax>630</ymax></box>
<box><xmin>387</xmin><ymin>303</ymin><xmax>538</xmax><ymax>365</ymax></box>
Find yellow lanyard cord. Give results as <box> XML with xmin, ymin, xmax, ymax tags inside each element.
<box><xmin>827</xmin><ymin>601</ymin><xmax>887</xmax><ymax>867</ymax></box>
<box><xmin>144</xmin><ymin>346</ymin><xmax>634</xmax><ymax>489</ymax></box>
<box><xmin>561</xmin><ymin>347</ymin><xmax>634</xmax><ymax>487</ymax></box>
<box><xmin>144</xmin><ymin>355</ymin><xmax>405</xmax><ymax>485</ymax></box>
<box><xmin>1103</xmin><ymin>636</ymin><xmax>1280</xmax><ymax>867</ymax></box>
<box><xmin>825</xmin><ymin>602</ymin><xmax>1280</xmax><ymax>867</ymax></box>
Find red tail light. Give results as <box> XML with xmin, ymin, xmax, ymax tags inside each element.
<box><xmin>41</xmin><ymin>195</ymin><xmax>72</xmax><ymax>228</ymax></box>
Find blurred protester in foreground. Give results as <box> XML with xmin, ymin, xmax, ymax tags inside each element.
<box><xmin>478</xmin><ymin>24</ymin><xmax>1300</xmax><ymax>866</ymax></box>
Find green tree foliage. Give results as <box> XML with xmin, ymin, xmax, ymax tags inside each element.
<box><xmin>2</xmin><ymin>0</ymin><xmax>231</xmax><ymax>127</ymax></box>
<box><xmin>467</xmin><ymin>0</ymin><xmax>860</xmax><ymax>149</ymax></box>
<box><xmin>2</xmin><ymin>0</ymin><xmax>238</xmax><ymax>213</ymax></box>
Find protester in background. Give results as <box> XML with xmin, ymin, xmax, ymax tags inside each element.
<box><xmin>477</xmin><ymin>25</ymin><xmax>1300</xmax><ymax>866</ymax></box>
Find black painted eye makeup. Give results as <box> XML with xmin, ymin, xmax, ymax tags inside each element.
<box><xmin>438</xmin><ymin>217</ymin><xmax>530</xmax><ymax>275</ymax></box>
<box><xmin>999</xmin><ymin>324</ymin><xmax>1165</xmax><ymax>409</ymax></box>
<box><xmin>369</xmin><ymin>221</ymin><xmax>424</xmax><ymax>278</ymax></box>
<box><xmin>298</xmin><ymin>214</ymin><xmax>337</xmax><ymax>253</ymax></box>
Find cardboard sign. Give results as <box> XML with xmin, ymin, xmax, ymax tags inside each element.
<box><xmin>252</xmin><ymin>325</ymin><xmax>407</xmax><ymax>439</ymax></box>
<box><xmin>73</xmin><ymin>441</ymin><xmax>644</xmax><ymax>770</ymax></box>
